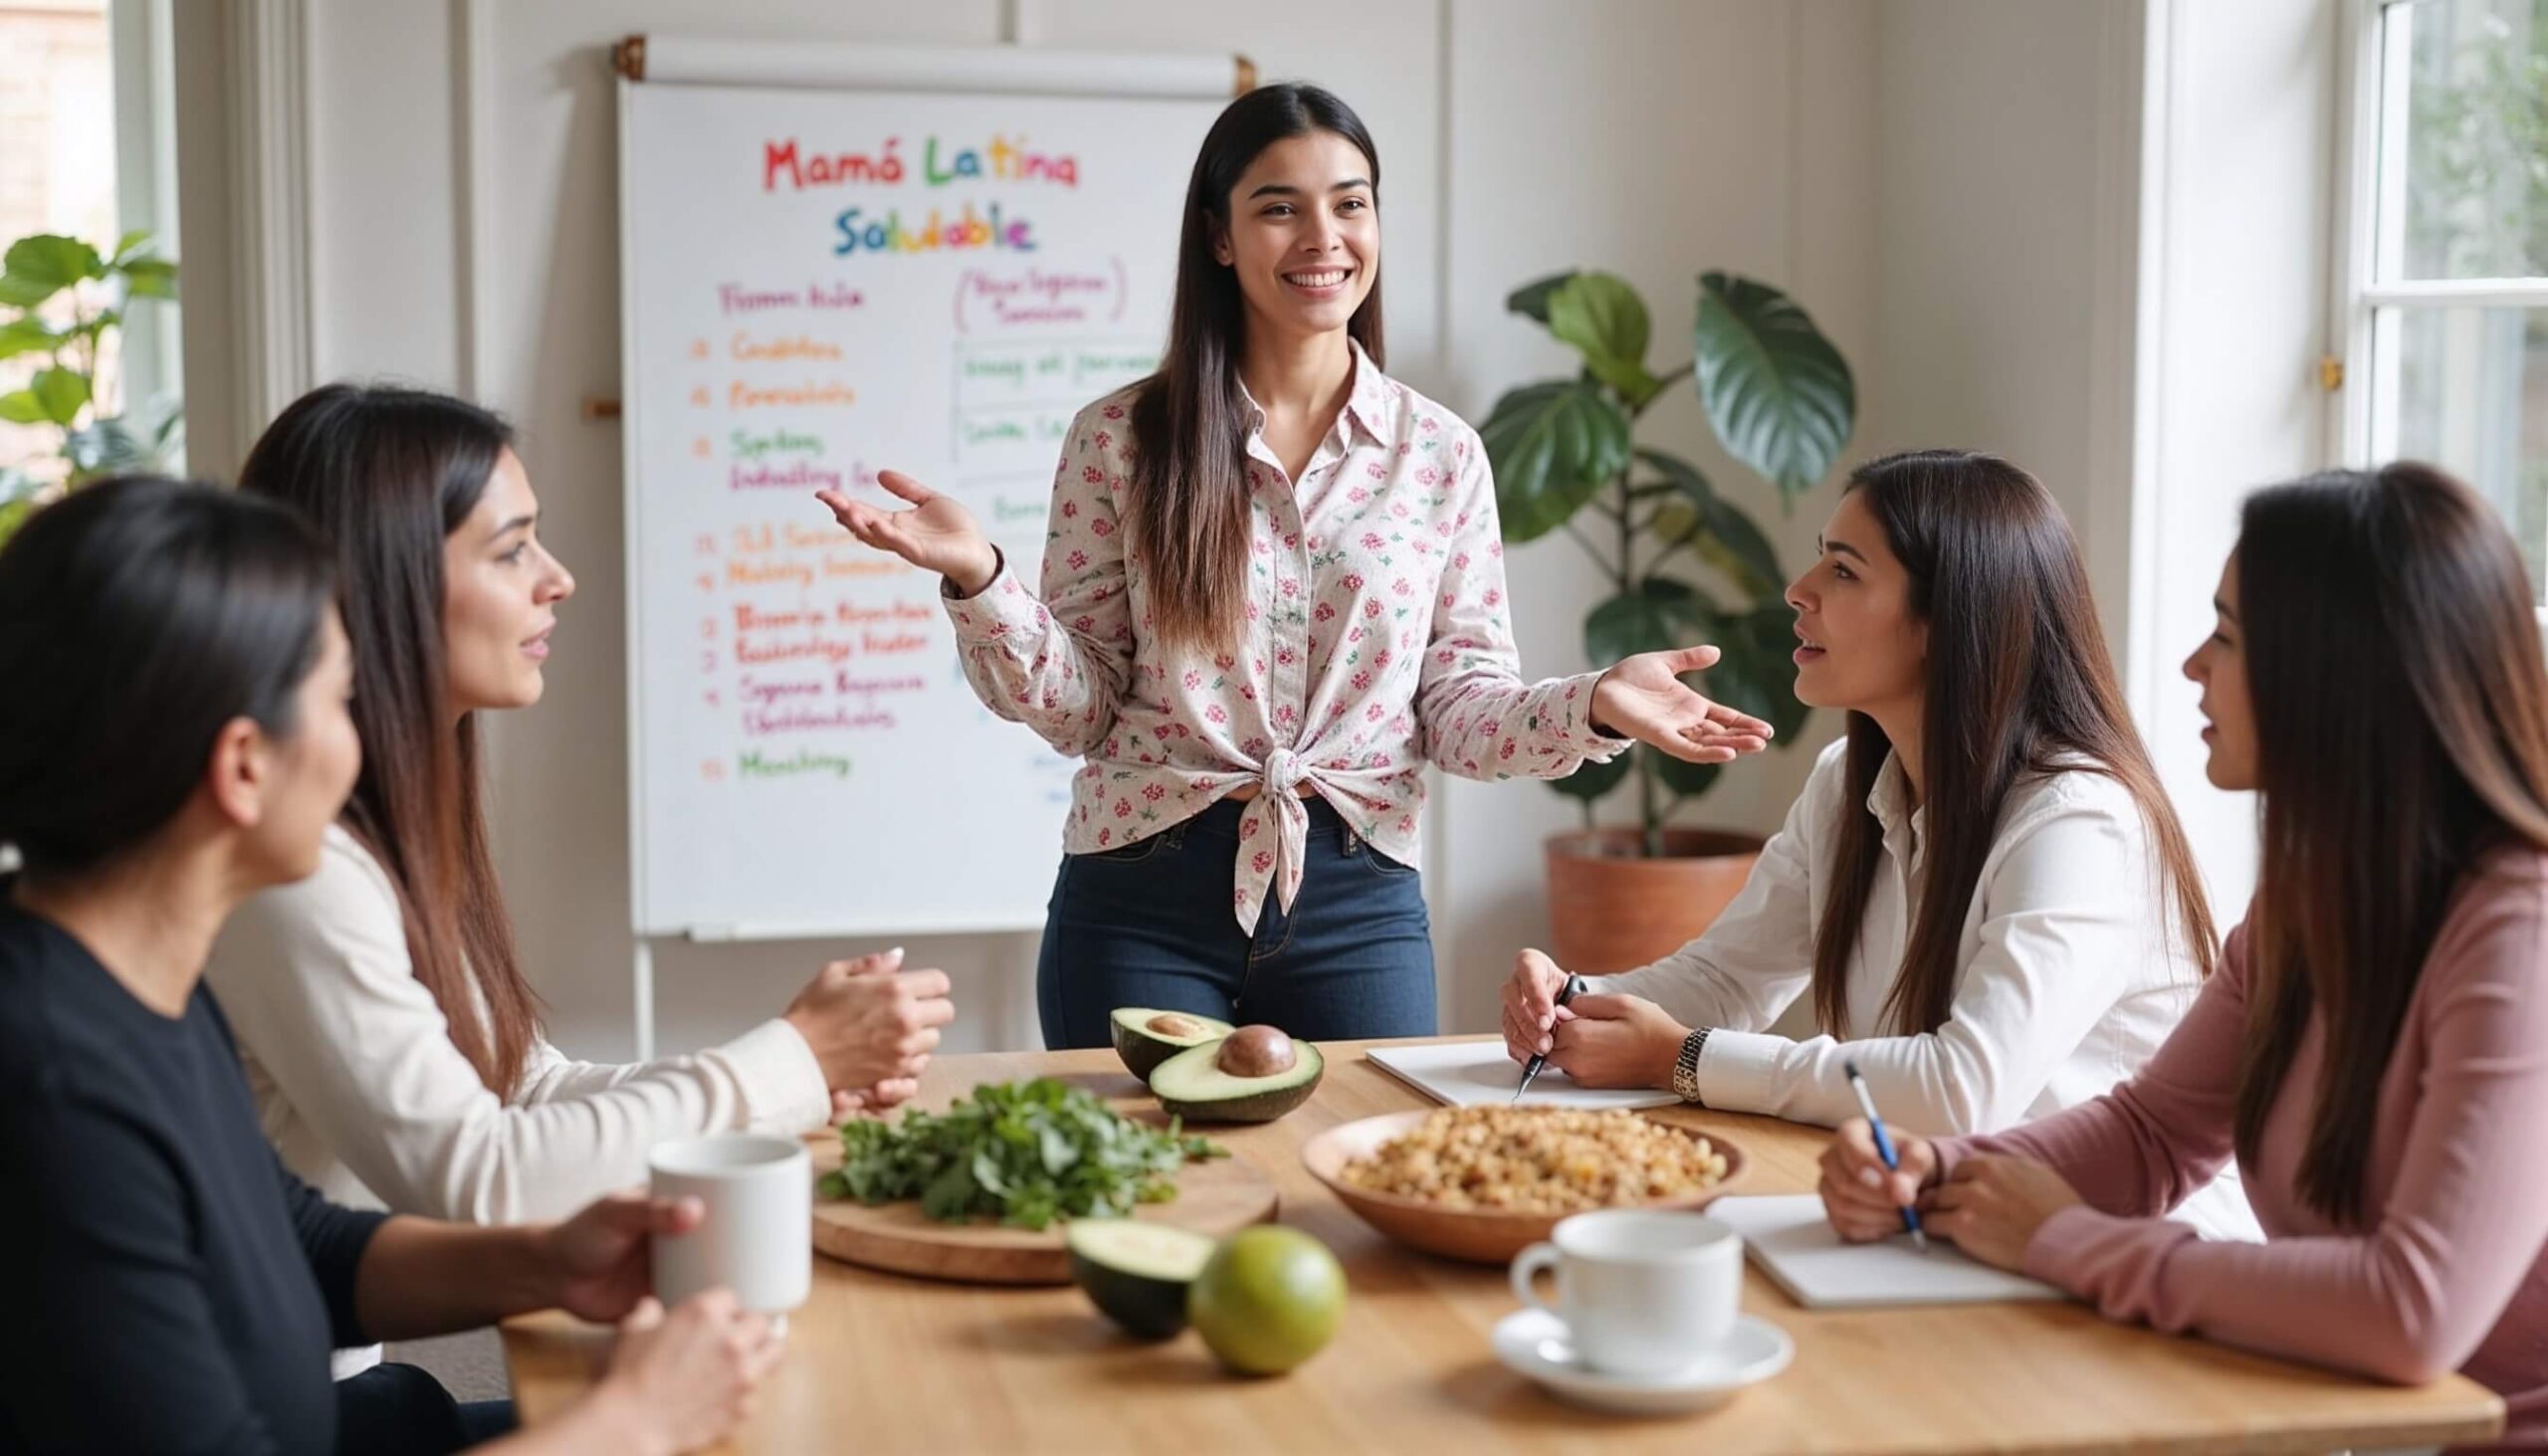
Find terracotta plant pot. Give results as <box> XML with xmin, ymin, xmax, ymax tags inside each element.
<box><xmin>1544</xmin><ymin>829</ymin><xmax>1768</xmax><ymax>975</ymax></box>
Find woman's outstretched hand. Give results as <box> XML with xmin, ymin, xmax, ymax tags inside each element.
<box><xmin>1590</xmin><ymin>645</ymin><xmax>1775</xmax><ymax>763</ymax></box>
<box><xmin>816</xmin><ymin>472</ymin><xmax>998</xmax><ymax>595</ymax></box>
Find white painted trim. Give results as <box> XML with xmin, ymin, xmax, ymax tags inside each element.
<box><xmin>631</xmin><ymin>937</ymin><xmax>656</xmax><ymax>1062</ymax></box>
<box><xmin>2084</xmin><ymin>0</ymin><xmax>2147</xmax><ymax>673</ymax></box>
<box><xmin>2123</xmin><ymin>0</ymin><xmax>2182</xmax><ymax>727</ymax></box>
<box><xmin>2361</xmin><ymin>279</ymin><xmax>2548</xmax><ymax>309</ymax></box>
<box><xmin>110</xmin><ymin>0</ymin><xmax>184</xmax><ymax>435</ymax></box>
<box><xmin>224</xmin><ymin>0</ymin><xmax>314</xmax><ymax>444</ymax></box>
<box><xmin>635</xmin><ymin>36</ymin><xmax>1230</xmax><ymax>98</ymax></box>
<box><xmin>2326</xmin><ymin>0</ymin><xmax>2385</xmax><ymax>466</ymax></box>
<box><xmin>452</xmin><ymin>0</ymin><xmax>497</xmax><ymax>400</ymax></box>
<box><xmin>618</xmin><ymin>72</ymin><xmax>653</xmax><ymax>1046</ymax></box>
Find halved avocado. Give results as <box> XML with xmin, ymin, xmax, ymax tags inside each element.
<box><xmin>1067</xmin><ymin>1219</ymin><xmax>1217</xmax><ymax>1340</ymax></box>
<box><xmin>1150</xmin><ymin>1029</ymin><xmax>1325</xmax><ymax>1124</ymax></box>
<box><xmin>1109</xmin><ymin>1007</ymin><xmax>1235</xmax><ymax>1082</ymax></box>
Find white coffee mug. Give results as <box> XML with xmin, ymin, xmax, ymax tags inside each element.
<box><xmin>649</xmin><ymin>1133</ymin><xmax>813</xmax><ymax>1318</ymax></box>
<box><xmin>1508</xmin><ymin>1208</ymin><xmax>1742</xmax><ymax>1378</ymax></box>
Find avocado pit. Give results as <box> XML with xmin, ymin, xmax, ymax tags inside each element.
<box><xmin>1216</xmin><ymin>1025</ymin><xmax>1296</xmax><ymax>1078</ymax></box>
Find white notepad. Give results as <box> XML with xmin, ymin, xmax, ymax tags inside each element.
<box><xmin>1365</xmin><ymin>1039</ymin><xmax>1680</xmax><ymax>1111</ymax></box>
<box><xmin>1710</xmin><ymin>1194</ymin><xmax>2066</xmax><ymax>1309</ymax></box>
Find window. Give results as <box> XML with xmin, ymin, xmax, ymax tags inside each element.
<box><xmin>2334</xmin><ymin>0</ymin><xmax>2548</xmax><ymax>599</ymax></box>
<box><xmin>0</xmin><ymin>0</ymin><xmax>181</xmax><ymax>514</ymax></box>
<box><xmin>0</xmin><ymin>0</ymin><xmax>117</xmax><ymax>486</ymax></box>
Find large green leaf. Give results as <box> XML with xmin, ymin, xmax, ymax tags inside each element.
<box><xmin>28</xmin><ymin>367</ymin><xmax>90</xmax><ymax>427</ymax></box>
<box><xmin>1586</xmin><ymin>575</ymin><xmax>1717</xmax><ymax>666</ymax></box>
<box><xmin>1549</xmin><ymin>748</ymin><xmax>1632</xmax><ymax>803</ymax></box>
<box><xmin>1655</xmin><ymin>750</ymin><xmax>1722</xmax><ymax>798</ymax></box>
<box><xmin>1547</xmin><ymin>272</ymin><xmax>1661</xmax><ymax>407</ymax></box>
<box><xmin>1693</xmin><ymin>271</ymin><xmax>1855</xmax><ymax>503</ymax></box>
<box><xmin>1506</xmin><ymin>271</ymin><xmax>1578</xmax><ymax>325</ymax></box>
<box><xmin>1703</xmin><ymin>600</ymin><xmax>1812</xmax><ymax>742</ymax></box>
<box><xmin>116</xmin><ymin>257</ymin><xmax>178</xmax><ymax>301</ymax></box>
<box><xmin>0</xmin><ymin>316</ymin><xmax>61</xmax><ymax>362</ymax></box>
<box><xmin>1637</xmin><ymin>447</ymin><xmax>1714</xmax><ymax>509</ymax></box>
<box><xmin>1693</xmin><ymin>499</ymin><xmax>1784</xmax><ymax>600</ymax></box>
<box><xmin>0</xmin><ymin>235</ymin><xmax>103</xmax><ymax>309</ymax></box>
<box><xmin>1480</xmin><ymin>380</ymin><xmax>1631</xmax><ymax>542</ymax></box>
<box><xmin>1637</xmin><ymin>448</ymin><xmax>1785</xmax><ymax>599</ymax></box>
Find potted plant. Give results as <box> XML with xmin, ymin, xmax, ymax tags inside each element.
<box><xmin>0</xmin><ymin>230</ymin><xmax>183</xmax><ymax>547</ymax></box>
<box><xmin>1481</xmin><ymin>270</ymin><xmax>1854</xmax><ymax>973</ymax></box>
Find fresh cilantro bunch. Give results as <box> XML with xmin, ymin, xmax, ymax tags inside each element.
<box><xmin>817</xmin><ymin>1078</ymin><xmax>1228</xmax><ymax>1230</ymax></box>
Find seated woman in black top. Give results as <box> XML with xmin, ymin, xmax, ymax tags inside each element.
<box><xmin>0</xmin><ymin>478</ymin><xmax>777</xmax><ymax>1456</ymax></box>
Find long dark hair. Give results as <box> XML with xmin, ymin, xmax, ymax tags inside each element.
<box><xmin>1130</xmin><ymin>83</ymin><xmax>1385</xmax><ymax>652</ymax></box>
<box><xmin>238</xmin><ymin>384</ymin><xmax>541</xmax><ymax>1097</ymax></box>
<box><xmin>1812</xmin><ymin>450</ymin><xmax>2217</xmax><ymax>1038</ymax></box>
<box><xmin>2232</xmin><ymin>463</ymin><xmax>2548</xmax><ymax>1225</ymax></box>
<box><xmin>0</xmin><ymin>477</ymin><xmax>335</xmax><ymax>878</ymax></box>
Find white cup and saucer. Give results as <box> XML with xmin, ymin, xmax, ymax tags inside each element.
<box><xmin>1497</xmin><ymin>1208</ymin><xmax>1793</xmax><ymax>1415</ymax></box>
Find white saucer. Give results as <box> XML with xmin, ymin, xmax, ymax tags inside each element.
<box><xmin>1491</xmin><ymin>1308</ymin><xmax>1794</xmax><ymax>1415</ymax></box>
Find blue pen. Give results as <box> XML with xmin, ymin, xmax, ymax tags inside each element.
<box><xmin>1843</xmin><ymin>1059</ymin><xmax>1928</xmax><ymax>1253</ymax></box>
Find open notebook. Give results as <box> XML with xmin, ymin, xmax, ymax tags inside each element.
<box><xmin>1711</xmin><ymin>1194</ymin><xmax>2066</xmax><ymax>1309</ymax></box>
<box><xmin>1365</xmin><ymin>1039</ymin><xmax>1680</xmax><ymax>1111</ymax></box>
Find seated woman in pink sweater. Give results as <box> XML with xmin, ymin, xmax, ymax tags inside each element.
<box><xmin>1819</xmin><ymin>462</ymin><xmax>2548</xmax><ymax>1448</ymax></box>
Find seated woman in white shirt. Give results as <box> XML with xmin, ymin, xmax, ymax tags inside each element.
<box><xmin>207</xmin><ymin>383</ymin><xmax>957</xmax><ymax>1238</ymax></box>
<box><xmin>1501</xmin><ymin>449</ymin><xmax>2253</xmax><ymax>1236</ymax></box>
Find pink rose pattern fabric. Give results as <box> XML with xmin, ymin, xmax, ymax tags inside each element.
<box><xmin>943</xmin><ymin>344</ymin><xmax>1625</xmax><ymax>933</ymax></box>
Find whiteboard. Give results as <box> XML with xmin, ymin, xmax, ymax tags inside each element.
<box><xmin>618</xmin><ymin>67</ymin><xmax>1224</xmax><ymax>937</ymax></box>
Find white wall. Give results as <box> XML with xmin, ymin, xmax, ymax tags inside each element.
<box><xmin>1867</xmin><ymin>0</ymin><xmax>2145</xmax><ymax>654</ymax></box>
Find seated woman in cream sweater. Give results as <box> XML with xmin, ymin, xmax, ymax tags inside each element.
<box><xmin>207</xmin><ymin>383</ymin><xmax>956</xmax><ymax>1237</ymax></box>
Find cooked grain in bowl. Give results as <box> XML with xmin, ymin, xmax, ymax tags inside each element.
<box><xmin>1336</xmin><ymin>1106</ymin><xmax>1727</xmax><ymax>1214</ymax></box>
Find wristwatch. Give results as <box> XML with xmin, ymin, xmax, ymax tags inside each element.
<box><xmin>1670</xmin><ymin>1028</ymin><xmax>1712</xmax><ymax>1105</ymax></box>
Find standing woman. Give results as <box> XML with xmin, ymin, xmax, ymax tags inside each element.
<box><xmin>821</xmin><ymin>84</ymin><xmax>1772</xmax><ymax>1045</ymax></box>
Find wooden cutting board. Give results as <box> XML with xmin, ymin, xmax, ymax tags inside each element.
<box><xmin>809</xmin><ymin>1144</ymin><xmax>1279</xmax><ymax>1285</ymax></box>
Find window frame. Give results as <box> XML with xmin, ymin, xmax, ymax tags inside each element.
<box><xmin>2327</xmin><ymin>0</ymin><xmax>2548</xmax><ymax>619</ymax></box>
<box><xmin>108</xmin><ymin>0</ymin><xmax>184</xmax><ymax>456</ymax></box>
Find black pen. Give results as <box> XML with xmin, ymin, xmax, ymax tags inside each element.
<box><xmin>1512</xmin><ymin>973</ymin><xmax>1588</xmax><ymax>1103</ymax></box>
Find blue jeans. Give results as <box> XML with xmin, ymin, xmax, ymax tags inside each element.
<box><xmin>1037</xmin><ymin>797</ymin><xmax>1436</xmax><ymax>1048</ymax></box>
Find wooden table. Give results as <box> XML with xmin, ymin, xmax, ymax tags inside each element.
<box><xmin>504</xmin><ymin>1038</ymin><xmax>2505</xmax><ymax>1454</ymax></box>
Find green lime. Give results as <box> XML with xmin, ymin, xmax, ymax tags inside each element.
<box><xmin>1186</xmin><ymin>1225</ymin><xmax>1347</xmax><ymax>1375</ymax></box>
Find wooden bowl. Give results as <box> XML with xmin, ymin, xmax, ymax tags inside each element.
<box><xmin>1299</xmin><ymin>1109</ymin><xmax>1748</xmax><ymax>1265</ymax></box>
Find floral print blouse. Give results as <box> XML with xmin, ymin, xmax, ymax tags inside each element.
<box><xmin>943</xmin><ymin>343</ymin><xmax>1626</xmax><ymax>933</ymax></box>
